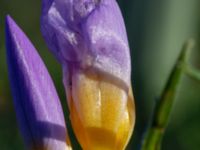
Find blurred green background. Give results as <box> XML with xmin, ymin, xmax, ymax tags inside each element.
<box><xmin>0</xmin><ymin>0</ymin><xmax>200</xmax><ymax>149</ymax></box>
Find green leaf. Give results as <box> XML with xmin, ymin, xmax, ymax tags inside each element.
<box><xmin>140</xmin><ymin>39</ymin><xmax>195</xmax><ymax>150</ymax></box>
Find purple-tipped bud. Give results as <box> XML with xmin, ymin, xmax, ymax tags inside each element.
<box><xmin>5</xmin><ymin>16</ymin><xmax>71</xmax><ymax>150</ymax></box>
<box><xmin>41</xmin><ymin>1</ymin><xmax>135</xmax><ymax>149</ymax></box>
<box><xmin>41</xmin><ymin>0</ymin><xmax>131</xmax><ymax>89</ymax></box>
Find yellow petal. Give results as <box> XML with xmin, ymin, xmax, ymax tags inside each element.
<box><xmin>68</xmin><ymin>68</ymin><xmax>135</xmax><ymax>150</ymax></box>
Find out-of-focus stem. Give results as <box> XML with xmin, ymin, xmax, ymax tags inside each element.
<box><xmin>141</xmin><ymin>39</ymin><xmax>195</xmax><ymax>150</ymax></box>
<box><xmin>183</xmin><ymin>64</ymin><xmax>200</xmax><ymax>82</ymax></box>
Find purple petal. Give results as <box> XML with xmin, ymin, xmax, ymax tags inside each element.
<box><xmin>6</xmin><ymin>15</ymin><xmax>71</xmax><ymax>150</ymax></box>
<box><xmin>41</xmin><ymin>0</ymin><xmax>131</xmax><ymax>89</ymax></box>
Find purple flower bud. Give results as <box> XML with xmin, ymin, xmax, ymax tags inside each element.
<box><xmin>41</xmin><ymin>1</ymin><xmax>135</xmax><ymax>149</ymax></box>
<box><xmin>41</xmin><ymin>0</ymin><xmax>131</xmax><ymax>89</ymax></box>
<box><xmin>6</xmin><ymin>16</ymin><xmax>71</xmax><ymax>150</ymax></box>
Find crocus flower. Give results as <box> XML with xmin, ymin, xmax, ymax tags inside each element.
<box><xmin>41</xmin><ymin>0</ymin><xmax>135</xmax><ymax>150</ymax></box>
<box><xmin>5</xmin><ymin>16</ymin><xmax>71</xmax><ymax>150</ymax></box>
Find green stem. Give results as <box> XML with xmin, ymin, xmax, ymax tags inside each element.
<box><xmin>183</xmin><ymin>65</ymin><xmax>200</xmax><ymax>82</ymax></box>
<box><xmin>140</xmin><ymin>39</ymin><xmax>195</xmax><ymax>150</ymax></box>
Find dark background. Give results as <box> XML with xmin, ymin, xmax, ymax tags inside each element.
<box><xmin>0</xmin><ymin>0</ymin><xmax>200</xmax><ymax>149</ymax></box>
